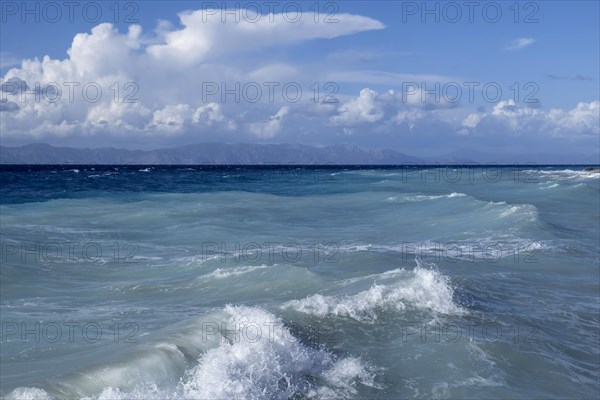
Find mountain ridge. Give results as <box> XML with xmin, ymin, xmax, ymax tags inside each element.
<box><xmin>1</xmin><ymin>143</ymin><xmax>598</xmax><ymax>165</ymax></box>
<box><xmin>0</xmin><ymin>143</ymin><xmax>423</xmax><ymax>165</ymax></box>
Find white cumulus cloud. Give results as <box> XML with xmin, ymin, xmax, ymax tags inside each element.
<box><xmin>249</xmin><ymin>106</ymin><xmax>289</xmax><ymax>138</ymax></box>
<box><xmin>330</xmin><ymin>88</ymin><xmax>384</xmax><ymax>125</ymax></box>
<box><xmin>147</xmin><ymin>9</ymin><xmax>384</xmax><ymax>66</ymax></box>
<box><xmin>0</xmin><ymin>7</ymin><xmax>384</xmax><ymax>140</ymax></box>
<box><xmin>461</xmin><ymin>100</ymin><xmax>600</xmax><ymax>136</ymax></box>
<box><xmin>505</xmin><ymin>38</ymin><xmax>535</xmax><ymax>51</ymax></box>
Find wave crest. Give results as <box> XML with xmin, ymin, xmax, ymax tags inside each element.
<box><xmin>282</xmin><ymin>264</ymin><xmax>462</xmax><ymax>321</ymax></box>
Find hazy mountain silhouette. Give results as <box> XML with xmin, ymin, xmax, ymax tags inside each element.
<box><xmin>1</xmin><ymin>143</ymin><xmax>598</xmax><ymax>165</ymax></box>
<box><xmin>0</xmin><ymin>143</ymin><xmax>423</xmax><ymax>164</ymax></box>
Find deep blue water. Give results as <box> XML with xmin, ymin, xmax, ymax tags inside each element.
<box><xmin>1</xmin><ymin>165</ymin><xmax>599</xmax><ymax>399</ymax></box>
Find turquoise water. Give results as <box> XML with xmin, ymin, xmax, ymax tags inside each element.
<box><xmin>1</xmin><ymin>166</ymin><xmax>599</xmax><ymax>399</ymax></box>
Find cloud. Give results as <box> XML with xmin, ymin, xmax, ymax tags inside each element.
<box><xmin>150</xmin><ymin>104</ymin><xmax>193</xmax><ymax>134</ymax></box>
<box><xmin>147</xmin><ymin>9</ymin><xmax>384</xmax><ymax>66</ymax></box>
<box><xmin>69</xmin><ymin>24</ymin><xmax>143</xmax><ymax>76</ymax></box>
<box><xmin>248</xmin><ymin>63</ymin><xmax>300</xmax><ymax>82</ymax></box>
<box><xmin>0</xmin><ymin>5</ymin><xmax>597</xmax><ymax>157</ymax></box>
<box><xmin>329</xmin><ymin>86</ymin><xmax>457</xmax><ymax>127</ymax></box>
<box><xmin>547</xmin><ymin>101</ymin><xmax>600</xmax><ymax>134</ymax></box>
<box><xmin>248</xmin><ymin>106</ymin><xmax>289</xmax><ymax>138</ymax></box>
<box><xmin>192</xmin><ymin>103</ymin><xmax>236</xmax><ymax>130</ymax></box>
<box><xmin>330</xmin><ymin>88</ymin><xmax>384</xmax><ymax>125</ymax></box>
<box><xmin>0</xmin><ymin>7</ymin><xmax>384</xmax><ymax>140</ymax></box>
<box><xmin>86</xmin><ymin>101</ymin><xmax>151</xmax><ymax>133</ymax></box>
<box><xmin>505</xmin><ymin>38</ymin><xmax>535</xmax><ymax>51</ymax></box>
<box><xmin>0</xmin><ymin>100</ymin><xmax>19</xmax><ymax>112</ymax></box>
<box><xmin>138</xmin><ymin>103</ymin><xmax>237</xmax><ymax>135</ymax></box>
<box><xmin>461</xmin><ymin>100</ymin><xmax>600</xmax><ymax>136</ymax></box>
<box><xmin>461</xmin><ymin>113</ymin><xmax>481</xmax><ymax>128</ymax></box>
<box><xmin>321</xmin><ymin>88</ymin><xmax>598</xmax><ymax>145</ymax></box>
<box><xmin>1</xmin><ymin>77</ymin><xmax>29</xmax><ymax>93</ymax></box>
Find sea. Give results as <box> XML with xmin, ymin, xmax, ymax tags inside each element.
<box><xmin>0</xmin><ymin>165</ymin><xmax>599</xmax><ymax>399</ymax></box>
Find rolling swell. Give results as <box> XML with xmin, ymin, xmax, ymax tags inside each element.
<box><xmin>2</xmin><ymin>166</ymin><xmax>599</xmax><ymax>399</ymax></box>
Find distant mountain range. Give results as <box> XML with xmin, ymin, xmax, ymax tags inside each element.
<box><xmin>0</xmin><ymin>143</ymin><xmax>422</xmax><ymax>165</ymax></box>
<box><xmin>431</xmin><ymin>150</ymin><xmax>600</xmax><ymax>165</ymax></box>
<box><xmin>1</xmin><ymin>143</ymin><xmax>598</xmax><ymax>165</ymax></box>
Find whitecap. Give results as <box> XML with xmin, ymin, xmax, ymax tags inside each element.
<box><xmin>9</xmin><ymin>306</ymin><xmax>380</xmax><ymax>400</ymax></box>
<box><xmin>5</xmin><ymin>387</ymin><xmax>51</xmax><ymax>400</ymax></box>
<box><xmin>405</xmin><ymin>192</ymin><xmax>467</xmax><ymax>202</ymax></box>
<box><xmin>282</xmin><ymin>264</ymin><xmax>463</xmax><ymax>321</ymax></box>
<box><xmin>181</xmin><ymin>305</ymin><xmax>379</xmax><ymax>399</ymax></box>
<box><xmin>201</xmin><ymin>264</ymin><xmax>272</xmax><ymax>280</ymax></box>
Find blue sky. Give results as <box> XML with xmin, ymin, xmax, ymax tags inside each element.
<box><xmin>1</xmin><ymin>1</ymin><xmax>598</xmax><ymax>157</ymax></box>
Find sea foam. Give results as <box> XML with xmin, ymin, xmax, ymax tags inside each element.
<box><xmin>7</xmin><ymin>306</ymin><xmax>379</xmax><ymax>400</ymax></box>
<box><xmin>282</xmin><ymin>264</ymin><xmax>463</xmax><ymax>321</ymax></box>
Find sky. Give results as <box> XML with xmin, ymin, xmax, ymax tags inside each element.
<box><xmin>0</xmin><ymin>0</ymin><xmax>599</xmax><ymax>158</ymax></box>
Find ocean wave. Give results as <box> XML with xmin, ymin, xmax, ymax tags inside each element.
<box><xmin>385</xmin><ymin>192</ymin><xmax>467</xmax><ymax>203</ymax></box>
<box><xmin>406</xmin><ymin>192</ymin><xmax>467</xmax><ymax>201</ymax></box>
<box><xmin>200</xmin><ymin>264</ymin><xmax>273</xmax><ymax>280</ymax></box>
<box><xmin>181</xmin><ymin>305</ymin><xmax>379</xmax><ymax>399</ymax></box>
<box><xmin>522</xmin><ymin>169</ymin><xmax>600</xmax><ymax>181</ymax></box>
<box><xmin>336</xmin><ymin>238</ymin><xmax>552</xmax><ymax>261</ymax></box>
<box><xmin>6</xmin><ymin>306</ymin><xmax>380</xmax><ymax>400</ymax></box>
<box><xmin>282</xmin><ymin>263</ymin><xmax>463</xmax><ymax>322</ymax></box>
<box><xmin>385</xmin><ymin>193</ymin><xmax>541</xmax><ymax>224</ymax></box>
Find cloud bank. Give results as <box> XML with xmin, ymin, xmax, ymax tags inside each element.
<box><xmin>0</xmin><ymin>7</ymin><xmax>598</xmax><ymax>156</ymax></box>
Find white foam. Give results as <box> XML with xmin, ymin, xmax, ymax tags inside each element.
<box><xmin>175</xmin><ymin>253</ymin><xmax>223</xmax><ymax>267</ymax></box>
<box><xmin>202</xmin><ymin>264</ymin><xmax>272</xmax><ymax>279</ymax></box>
<box><xmin>181</xmin><ymin>305</ymin><xmax>378</xmax><ymax>399</ymax></box>
<box><xmin>282</xmin><ymin>265</ymin><xmax>463</xmax><ymax>321</ymax></box>
<box><xmin>309</xmin><ymin>357</ymin><xmax>381</xmax><ymax>398</ymax></box>
<box><xmin>9</xmin><ymin>306</ymin><xmax>377</xmax><ymax>400</ymax></box>
<box><xmin>498</xmin><ymin>204</ymin><xmax>539</xmax><ymax>221</ymax></box>
<box><xmin>5</xmin><ymin>388</ymin><xmax>51</xmax><ymax>400</ymax></box>
<box><xmin>499</xmin><ymin>205</ymin><xmax>521</xmax><ymax>217</ymax></box>
<box><xmin>92</xmin><ymin>384</ymin><xmax>166</xmax><ymax>400</ymax></box>
<box><xmin>405</xmin><ymin>192</ymin><xmax>467</xmax><ymax>202</ymax></box>
<box><xmin>539</xmin><ymin>183</ymin><xmax>559</xmax><ymax>190</ymax></box>
<box><xmin>338</xmin><ymin>237</ymin><xmax>552</xmax><ymax>263</ymax></box>
<box><xmin>522</xmin><ymin>169</ymin><xmax>600</xmax><ymax>181</ymax></box>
